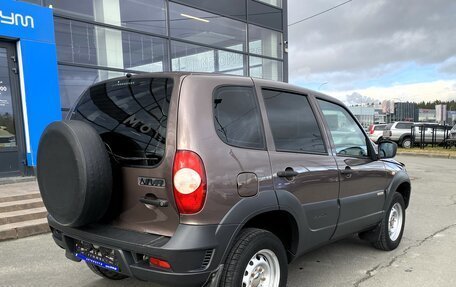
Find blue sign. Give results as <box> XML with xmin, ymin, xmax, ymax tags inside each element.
<box><xmin>0</xmin><ymin>0</ymin><xmax>60</xmax><ymax>166</ymax></box>
<box><xmin>75</xmin><ymin>253</ymin><xmax>120</xmax><ymax>272</ymax></box>
<box><xmin>0</xmin><ymin>1</ymin><xmax>55</xmax><ymax>43</ymax></box>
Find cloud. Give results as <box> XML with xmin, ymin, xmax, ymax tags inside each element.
<box><xmin>439</xmin><ymin>57</ymin><xmax>456</xmax><ymax>75</ymax></box>
<box><xmin>288</xmin><ymin>0</ymin><xmax>456</xmax><ymax>88</ymax></box>
<box><xmin>326</xmin><ymin>80</ymin><xmax>456</xmax><ymax>103</ymax></box>
<box><xmin>344</xmin><ymin>92</ymin><xmax>377</xmax><ymax>106</ymax></box>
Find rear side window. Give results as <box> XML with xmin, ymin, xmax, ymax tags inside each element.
<box><xmin>262</xmin><ymin>89</ymin><xmax>326</xmax><ymax>154</ymax></box>
<box><xmin>396</xmin><ymin>122</ymin><xmax>413</xmax><ymax>129</ymax></box>
<box><xmin>213</xmin><ymin>86</ymin><xmax>265</xmax><ymax>149</ymax></box>
<box><xmin>70</xmin><ymin>77</ymin><xmax>173</xmax><ymax>166</ymax></box>
<box><xmin>385</xmin><ymin>123</ymin><xmax>394</xmax><ymax>130</ymax></box>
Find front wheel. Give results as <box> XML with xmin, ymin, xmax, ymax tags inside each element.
<box><xmin>220</xmin><ymin>228</ymin><xmax>288</xmax><ymax>287</ymax></box>
<box><xmin>372</xmin><ymin>192</ymin><xmax>406</xmax><ymax>251</ymax></box>
<box><xmin>401</xmin><ymin>137</ymin><xmax>411</xmax><ymax>148</ymax></box>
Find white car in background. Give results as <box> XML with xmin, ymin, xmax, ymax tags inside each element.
<box><xmin>368</xmin><ymin>124</ymin><xmax>387</xmax><ymax>143</ymax></box>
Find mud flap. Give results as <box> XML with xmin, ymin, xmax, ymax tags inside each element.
<box><xmin>203</xmin><ymin>264</ymin><xmax>224</xmax><ymax>287</ymax></box>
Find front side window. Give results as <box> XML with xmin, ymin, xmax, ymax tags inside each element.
<box><xmin>262</xmin><ymin>90</ymin><xmax>326</xmax><ymax>153</ymax></box>
<box><xmin>318</xmin><ymin>100</ymin><xmax>368</xmax><ymax>157</ymax></box>
<box><xmin>213</xmin><ymin>87</ymin><xmax>265</xmax><ymax>149</ymax></box>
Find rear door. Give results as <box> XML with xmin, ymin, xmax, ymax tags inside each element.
<box><xmin>258</xmin><ymin>88</ymin><xmax>340</xmax><ymax>247</ymax></box>
<box><xmin>316</xmin><ymin>99</ymin><xmax>388</xmax><ymax>238</ymax></box>
<box><xmin>70</xmin><ymin>76</ymin><xmax>180</xmax><ymax>236</ymax></box>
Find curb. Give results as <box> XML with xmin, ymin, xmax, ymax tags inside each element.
<box><xmin>397</xmin><ymin>152</ymin><xmax>456</xmax><ymax>159</ymax></box>
<box><xmin>0</xmin><ymin>219</ymin><xmax>50</xmax><ymax>242</ymax></box>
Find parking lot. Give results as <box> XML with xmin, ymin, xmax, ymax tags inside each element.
<box><xmin>0</xmin><ymin>155</ymin><xmax>455</xmax><ymax>287</ymax></box>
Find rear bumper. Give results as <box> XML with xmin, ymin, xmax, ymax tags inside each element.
<box><xmin>48</xmin><ymin>216</ymin><xmax>237</xmax><ymax>287</ymax></box>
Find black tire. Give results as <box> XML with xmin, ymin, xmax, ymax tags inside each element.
<box><xmin>362</xmin><ymin>192</ymin><xmax>406</xmax><ymax>251</ymax></box>
<box><xmin>220</xmin><ymin>228</ymin><xmax>288</xmax><ymax>287</ymax></box>
<box><xmin>86</xmin><ymin>263</ymin><xmax>128</xmax><ymax>280</ymax></box>
<box><xmin>401</xmin><ymin>137</ymin><xmax>411</xmax><ymax>148</ymax></box>
<box><xmin>37</xmin><ymin>120</ymin><xmax>112</xmax><ymax>227</ymax></box>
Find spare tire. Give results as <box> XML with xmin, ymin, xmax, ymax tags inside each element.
<box><xmin>37</xmin><ymin>120</ymin><xmax>112</xmax><ymax>227</ymax></box>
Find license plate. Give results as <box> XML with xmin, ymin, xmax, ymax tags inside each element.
<box><xmin>75</xmin><ymin>241</ymin><xmax>119</xmax><ymax>272</ymax></box>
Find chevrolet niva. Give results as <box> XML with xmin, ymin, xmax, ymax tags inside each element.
<box><xmin>37</xmin><ymin>73</ymin><xmax>411</xmax><ymax>287</ymax></box>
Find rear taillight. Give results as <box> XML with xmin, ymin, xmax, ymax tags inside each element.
<box><xmin>172</xmin><ymin>150</ymin><xmax>207</xmax><ymax>214</ymax></box>
<box><xmin>369</xmin><ymin>125</ymin><xmax>374</xmax><ymax>134</ymax></box>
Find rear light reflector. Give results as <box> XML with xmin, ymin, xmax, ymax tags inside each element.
<box><xmin>173</xmin><ymin>150</ymin><xmax>207</xmax><ymax>214</ymax></box>
<box><xmin>149</xmin><ymin>257</ymin><xmax>171</xmax><ymax>269</ymax></box>
<box><xmin>369</xmin><ymin>125</ymin><xmax>374</xmax><ymax>134</ymax></box>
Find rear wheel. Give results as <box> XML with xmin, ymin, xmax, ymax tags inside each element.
<box><xmin>220</xmin><ymin>228</ymin><xmax>288</xmax><ymax>287</ymax></box>
<box><xmin>86</xmin><ymin>263</ymin><xmax>128</xmax><ymax>280</ymax></box>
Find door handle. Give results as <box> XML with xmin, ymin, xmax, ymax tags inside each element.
<box><xmin>139</xmin><ymin>196</ymin><xmax>168</xmax><ymax>207</ymax></box>
<box><xmin>340</xmin><ymin>166</ymin><xmax>352</xmax><ymax>176</ymax></box>
<box><xmin>277</xmin><ymin>169</ymin><xmax>299</xmax><ymax>178</ymax></box>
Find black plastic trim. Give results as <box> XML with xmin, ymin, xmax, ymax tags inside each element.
<box><xmin>48</xmin><ymin>216</ymin><xmax>238</xmax><ymax>286</ymax></box>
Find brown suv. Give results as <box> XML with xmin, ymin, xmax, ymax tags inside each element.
<box><xmin>37</xmin><ymin>73</ymin><xmax>411</xmax><ymax>287</ymax></box>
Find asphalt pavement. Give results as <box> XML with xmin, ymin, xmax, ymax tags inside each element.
<box><xmin>0</xmin><ymin>155</ymin><xmax>455</xmax><ymax>287</ymax></box>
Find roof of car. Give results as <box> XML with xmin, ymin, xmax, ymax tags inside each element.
<box><xmin>93</xmin><ymin>72</ymin><xmax>346</xmax><ymax>107</ymax></box>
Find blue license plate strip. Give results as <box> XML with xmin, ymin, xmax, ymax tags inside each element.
<box><xmin>75</xmin><ymin>253</ymin><xmax>119</xmax><ymax>272</ymax></box>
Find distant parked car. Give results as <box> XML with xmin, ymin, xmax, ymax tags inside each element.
<box><xmin>383</xmin><ymin>122</ymin><xmax>414</xmax><ymax>148</ymax></box>
<box><xmin>368</xmin><ymin>124</ymin><xmax>387</xmax><ymax>143</ymax></box>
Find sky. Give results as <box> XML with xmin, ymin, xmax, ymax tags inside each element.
<box><xmin>287</xmin><ymin>0</ymin><xmax>456</xmax><ymax>105</ymax></box>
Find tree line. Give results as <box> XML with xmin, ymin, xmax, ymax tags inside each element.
<box><xmin>416</xmin><ymin>100</ymin><xmax>456</xmax><ymax>110</ymax></box>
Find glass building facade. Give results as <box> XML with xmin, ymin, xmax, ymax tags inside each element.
<box><xmin>20</xmin><ymin>0</ymin><xmax>288</xmax><ymax>117</ymax></box>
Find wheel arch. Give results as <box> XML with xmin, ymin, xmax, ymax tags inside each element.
<box><xmin>218</xmin><ymin>190</ymin><xmax>305</xmax><ymax>264</ymax></box>
<box><xmin>399</xmin><ymin>134</ymin><xmax>411</xmax><ymax>144</ymax></box>
<box><xmin>396</xmin><ymin>181</ymin><xmax>411</xmax><ymax>208</ymax></box>
<box><xmin>385</xmin><ymin>171</ymin><xmax>411</xmax><ymax>210</ymax></box>
<box><xmin>243</xmin><ymin>210</ymin><xmax>299</xmax><ymax>263</ymax></box>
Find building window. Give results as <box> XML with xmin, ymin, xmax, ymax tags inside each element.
<box><xmin>255</xmin><ymin>0</ymin><xmax>282</xmax><ymax>8</ymax></box>
<box><xmin>55</xmin><ymin>18</ymin><xmax>168</xmax><ymax>72</ymax></box>
<box><xmin>249</xmin><ymin>24</ymin><xmax>282</xmax><ymax>59</ymax></box>
<box><xmin>58</xmin><ymin>65</ymin><xmax>125</xmax><ymax>116</ymax></box>
<box><xmin>46</xmin><ymin>0</ymin><xmax>168</xmax><ymax>36</ymax></box>
<box><xmin>218</xmin><ymin>50</ymin><xmax>246</xmax><ymax>75</ymax></box>
<box><xmin>45</xmin><ymin>0</ymin><xmax>95</xmax><ymax>20</ymax></box>
<box><xmin>169</xmin><ymin>2</ymin><xmax>247</xmax><ymax>52</ymax></box>
<box><xmin>250</xmin><ymin>56</ymin><xmax>283</xmax><ymax>81</ymax></box>
<box><xmin>171</xmin><ymin>41</ymin><xmax>246</xmax><ymax>75</ymax></box>
<box><xmin>171</xmin><ymin>41</ymin><xmax>215</xmax><ymax>72</ymax></box>
<box><xmin>119</xmin><ymin>0</ymin><xmax>167</xmax><ymax>35</ymax></box>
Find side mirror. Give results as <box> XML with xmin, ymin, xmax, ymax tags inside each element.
<box><xmin>378</xmin><ymin>140</ymin><xmax>397</xmax><ymax>159</ymax></box>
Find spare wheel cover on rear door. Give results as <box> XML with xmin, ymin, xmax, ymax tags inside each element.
<box><xmin>37</xmin><ymin>120</ymin><xmax>112</xmax><ymax>227</ymax></box>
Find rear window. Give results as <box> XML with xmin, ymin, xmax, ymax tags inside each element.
<box><xmin>70</xmin><ymin>77</ymin><xmax>173</xmax><ymax>166</ymax></box>
<box><xmin>374</xmin><ymin>125</ymin><xmax>386</xmax><ymax>131</ymax></box>
<box><xmin>385</xmin><ymin>123</ymin><xmax>394</xmax><ymax>130</ymax></box>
